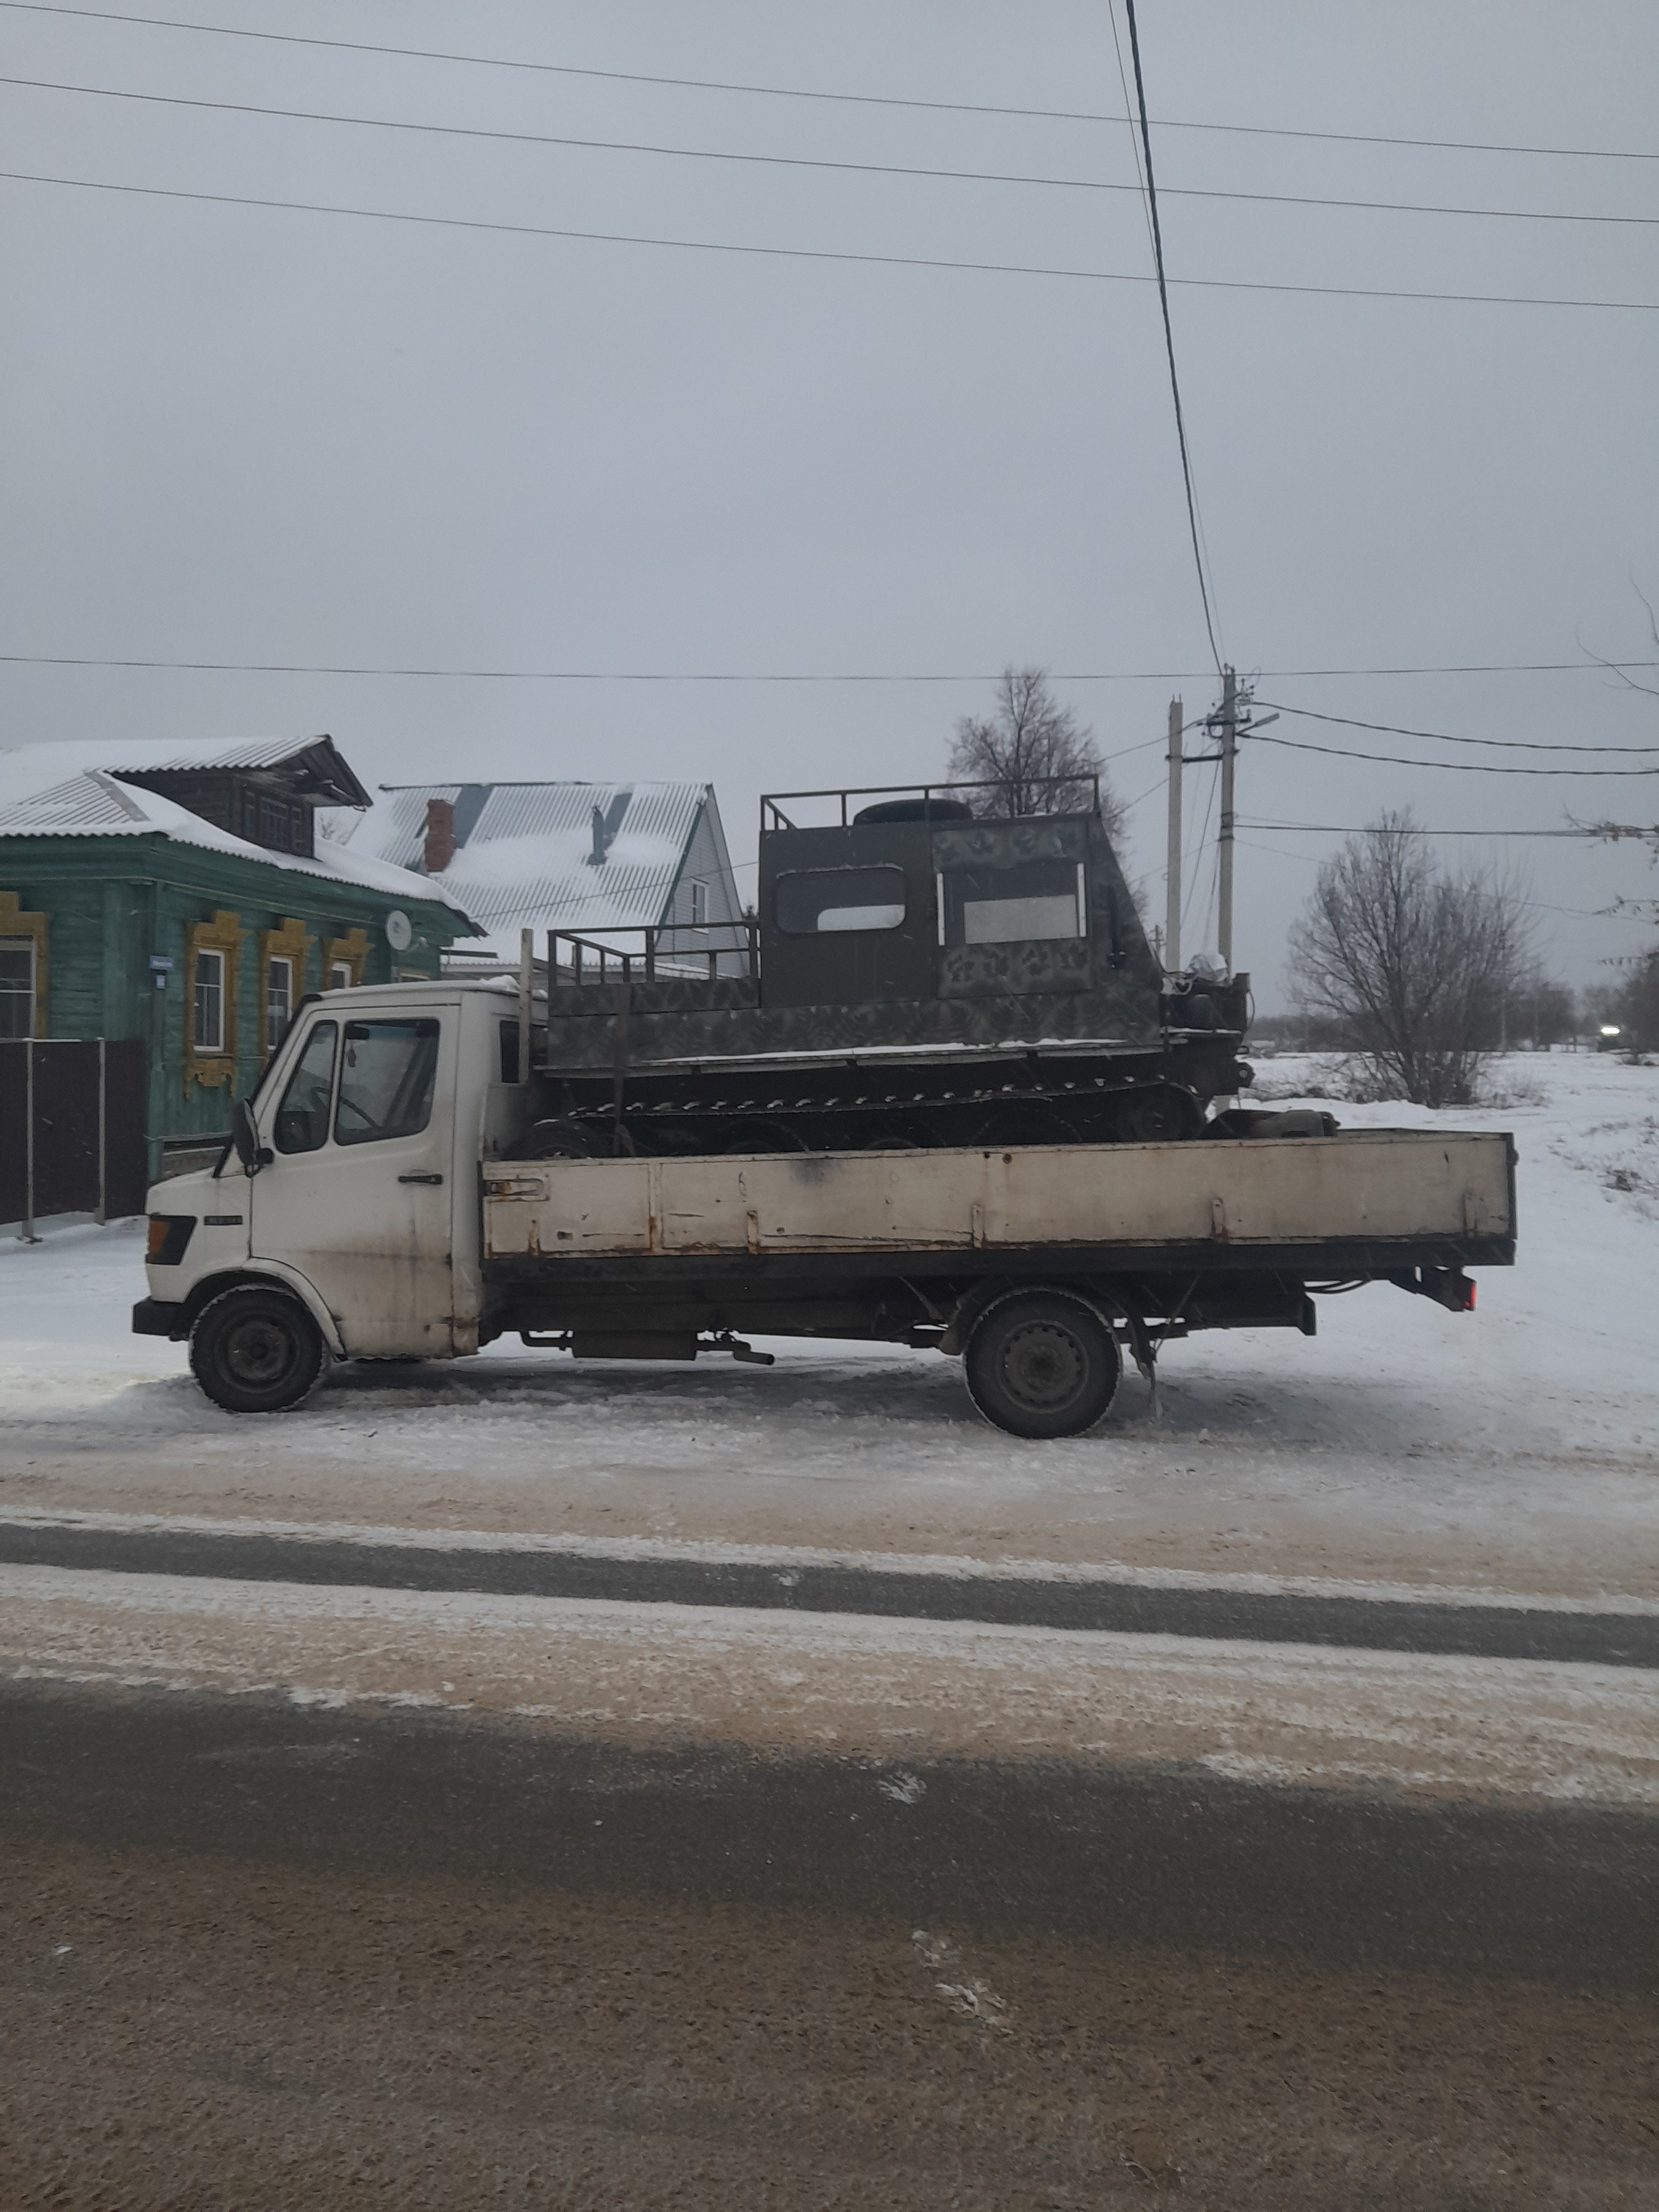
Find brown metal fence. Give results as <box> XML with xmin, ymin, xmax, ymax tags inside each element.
<box><xmin>0</xmin><ymin>1040</ymin><xmax>149</xmax><ymax>1238</ymax></box>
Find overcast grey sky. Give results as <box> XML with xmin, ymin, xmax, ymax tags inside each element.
<box><xmin>2</xmin><ymin>0</ymin><xmax>1656</xmax><ymax>1003</ymax></box>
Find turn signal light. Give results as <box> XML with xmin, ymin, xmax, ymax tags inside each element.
<box><xmin>147</xmin><ymin>1215</ymin><xmax>195</xmax><ymax>1266</ymax></box>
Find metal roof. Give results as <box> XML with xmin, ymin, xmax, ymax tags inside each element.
<box><xmin>0</xmin><ymin>753</ymin><xmax>478</xmax><ymax>916</ymax></box>
<box><xmin>346</xmin><ymin>780</ymin><xmax>720</xmax><ymax>953</ymax></box>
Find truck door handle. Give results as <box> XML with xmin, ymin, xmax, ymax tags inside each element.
<box><xmin>398</xmin><ymin>1172</ymin><xmax>444</xmax><ymax>1185</ymax></box>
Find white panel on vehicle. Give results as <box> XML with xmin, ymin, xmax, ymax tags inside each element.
<box><xmin>963</xmin><ymin>894</ymin><xmax>1078</xmax><ymax>945</ymax></box>
<box><xmin>817</xmin><ymin>903</ymin><xmax>905</xmax><ymax>933</ymax></box>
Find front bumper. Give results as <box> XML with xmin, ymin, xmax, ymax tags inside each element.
<box><xmin>132</xmin><ymin>1296</ymin><xmax>187</xmax><ymax>1340</ymax></box>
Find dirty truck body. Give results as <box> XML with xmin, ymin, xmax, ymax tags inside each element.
<box><xmin>135</xmin><ymin>979</ymin><xmax>1516</xmax><ymax>1437</ymax></box>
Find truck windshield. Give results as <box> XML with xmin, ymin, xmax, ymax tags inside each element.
<box><xmin>335</xmin><ymin>1019</ymin><xmax>440</xmax><ymax>1146</ymax></box>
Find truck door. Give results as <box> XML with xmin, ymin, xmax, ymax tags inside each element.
<box><xmin>248</xmin><ymin>1009</ymin><xmax>456</xmax><ymax>1357</ymax></box>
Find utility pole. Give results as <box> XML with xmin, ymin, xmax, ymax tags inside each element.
<box><xmin>1215</xmin><ymin>666</ymin><xmax>1238</xmax><ymax>972</ymax></box>
<box><xmin>1164</xmin><ymin>695</ymin><xmax>1183</xmax><ymax>975</ymax></box>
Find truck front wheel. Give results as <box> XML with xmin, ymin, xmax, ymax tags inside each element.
<box><xmin>190</xmin><ymin>1285</ymin><xmax>327</xmax><ymax>1414</ymax></box>
<box><xmin>963</xmin><ymin>1293</ymin><xmax>1120</xmax><ymax>1439</ymax></box>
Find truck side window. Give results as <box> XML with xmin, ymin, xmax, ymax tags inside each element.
<box><xmin>273</xmin><ymin>1021</ymin><xmax>338</xmax><ymax>1154</ymax></box>
<box><xmin>942</xmin><ymin>860</ymin><xmax>1083</xmax><ymax>947</ymax></box>
<box><xmin>775</xmin><ymin>867</ymin><xmax>906</xmax><ymax>935</ymax></box>
<box><xmin>499</xmin><ymin>1019</ymin><xmax>520</xmax><ymax>1085</ymax></box>
<box><xmin>335</xmin><ymin>1018</ymin><xmax>440</xmax><ymax>1146</ymax></box>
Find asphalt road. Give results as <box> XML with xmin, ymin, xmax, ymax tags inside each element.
<box><xmin>4</xmin><ymin>1678</ymin><xmax>1657</xmax><ymax>2210</ymax></box>
<box><xmin>3</xmin><ymin>1517</ymin><xmax>1654</xmax><ymax>1665</ymax></box>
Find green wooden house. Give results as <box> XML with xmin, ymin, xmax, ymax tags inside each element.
<box><xmin>0</xmin><ymin>734</ymin><xmax>478</xmax><ymax>1179</ymax></box>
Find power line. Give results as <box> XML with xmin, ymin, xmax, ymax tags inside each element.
<box><xmin>6</xmin><ymin>74</ymin><xmax>1655</xmax><ymax>229</ymax></box>
<box><xmin>1121</xmin><ymin>0</ymin><xmax>1221</xmax><ymax>673</ymax></box>
<box><xmin>1240</xmin><ymin>819</ymin><xmax>1587</xmax><ymax>836</ymax></box>
<box><xmin>6</xmin><ymin>167</ymin><xmax>1655</xmax><ymax>313</ymax></box>
<box><xmin>1248</xmin><ymin>730</ymin><xmax>1659</xmax><ymax>775</ymax></box>
<box><xmin>2</xmin><ymin>653</ymin><xmax>1656</xmax><ymax>681</ymax></box>
<box><xmin>3</xmin><ymin>3</ymin><xmax>1654</xmax><ymax>164</ymax></box>
<box><xmin>1254</xmin><ymin>700</ymin><xmax>1659</xmax><ymax>753</ymax></box>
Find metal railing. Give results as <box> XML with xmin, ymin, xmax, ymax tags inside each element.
<box><xmin>759</xmin><ymin>774</ymin><xmax>1101</xmax><ymax>833</ymax></box>
<box><xmin>546</xmin><ymin>919</ymin><xmax>758</xmax><ymax>987</ymax></box>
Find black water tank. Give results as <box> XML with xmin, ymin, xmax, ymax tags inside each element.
<box><xmin>852</xmin><ymin>797</ymin><xmax>975</xmax><ymax>825</ymax></box>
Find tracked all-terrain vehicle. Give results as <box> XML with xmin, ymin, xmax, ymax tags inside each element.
<box><xmin>507</xmin><ymin>779</ymin><xmax>1256</xmax><ymax>1160</ymax></box>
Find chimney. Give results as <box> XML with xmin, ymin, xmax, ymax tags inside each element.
<box><xmin>424</xmin><ymin>796</ymin><xmax>456</xmax><ymax>873</ymax></box>
<box><xmin>589</xmin><ymin>802</ymin><xmax>606</xmax><ymax>866</ymax></box>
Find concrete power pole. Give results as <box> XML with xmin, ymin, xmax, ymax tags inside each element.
<box><xmin>1164</xmin><ymin>695</ymin><xmax>1183</xmax><ymax>975</ymax></box>
<box><xmin>1215</xmin><ymin>666</ymin><xmax>1238</xmax><ymax>973</ymax></box>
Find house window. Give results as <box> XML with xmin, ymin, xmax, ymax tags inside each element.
<box><xmin>265</xmin><ymin>956</ymin><xmax>294</xmax><ymax>1047</ymax></box>
<box><xmin>194</xmin><ymin>948</ymin><xmax>227</xmax><ymax>1053</ymax></box>
<box><xmin>258</xmin><ymin>794</ymin><xmax>290</xmax><ymax>851</ymax></box>
<box><xmin>689</xmin><ymin>879</ymin><xmax>709</xmax><ymax>928</ymax></box>
<box><xmin>328</xmin><ymin>960</ymin><xmax>353</xmax><ymax>991</ymax></box>
<box><xmin>0</xmin><ymin>937</ymin><xmax>35</xmax><ymax>1040</ymax></box>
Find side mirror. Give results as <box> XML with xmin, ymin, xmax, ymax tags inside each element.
<box><xmin>231</xmin><ymin>1098</ymin><xmax>272</xmax><ymax>1173</ymax></box>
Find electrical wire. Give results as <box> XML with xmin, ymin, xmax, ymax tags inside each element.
<box><xmin>1121</xmin><ymin>0</ymin><xmax>1222</xmax><ymax>673</ymax></box>
<box><xmin>1248</xmin><ymin>730</ymin><xmax>1659</xmax><ymax>775</ymax></box>
<box><xmin>5</xmin><ymin>168</ymin><xmax>1655</xmax><ymax>314</ymax></box>
<box><xmin>1239</xmin><ymin>820</ymin><xmax>1585</xmax><ymax>836</ymax></box>
<box><xmin>1253</xmin><ymin>700</ymin><xmax>1659</xmax><ymax>752</ymax></box>
<box><xmin>8</xmin><ymin>73</ymin><xmax>1652</xmax><ymax>231</ymax></box>
<box><xmin>4</xmin><ymin>3</ymin><xmax>1654</xmax><ymax>164</ymax></box>
<box><xmin>2</xmin><ymin>653</ymin><xmax>1656</xmax><ymax>681</ymax></box>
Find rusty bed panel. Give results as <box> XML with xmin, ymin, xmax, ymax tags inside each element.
<box><xmin>482</xmin><ymin>1132</ymin><xmax>1514</xmax><ymax>1265</ymax></box>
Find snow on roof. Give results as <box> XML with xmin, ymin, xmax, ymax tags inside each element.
<box><xmin>345</xmin><ymin>780</ymin><xmax>714</xmax><ymax>956</ymax></box>
<box><xmin>0</xmin><ymin>744</ymin><xmax>479</xmax><ymax>919</ymax></box>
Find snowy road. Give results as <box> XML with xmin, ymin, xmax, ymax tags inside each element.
<box><xmin>5</xmin><ymin>1678</ymin><xmax>1657</xmax><ymax>2211</ymax></box>
<box><xmin>4</xmin><ymin>1056</ymin><xmax>1657</xmax><ymax>2204</ymax></box>
<box><xmin>3</xmin><ymin>1054</ymin><xmax>1655</xmax><ymax>1602</ymax></box>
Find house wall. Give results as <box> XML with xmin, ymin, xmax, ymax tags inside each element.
<box><xmin>0</xmin><ymin>834</ymin><xmax>467</xmax><ymax>1178</ymax></box>
<box><xmin>664</xmin><ymin>796</ymin><xmax>746</xmax><ymax>933</ymax></box>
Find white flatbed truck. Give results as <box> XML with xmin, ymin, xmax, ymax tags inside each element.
<box><xmin>134</xmin><ymin>980</ymin><xmax>1516</xmax><ymax>1437</ymax></box>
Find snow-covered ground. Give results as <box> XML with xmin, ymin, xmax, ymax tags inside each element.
<box><xmin>2</xmin><ymin>1053</ymin><xmax>1655</xmax><ymax>1602</ymax></box>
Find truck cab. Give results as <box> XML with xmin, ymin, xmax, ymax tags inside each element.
<box><xmin>136</xmin><ymin>981</ymin><xmax>520</xmax><ymax>1396</ymax></box>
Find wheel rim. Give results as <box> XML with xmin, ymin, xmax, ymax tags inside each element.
<box><xmin>222</xmin><ymin>1314</ymin><xmax>299</xmax><ymax>1388</ymax></box>
<box><xmin>997</xmin><ymin>1319</ymin><xmax>1089</xmax><ymax>1413</ymax></box>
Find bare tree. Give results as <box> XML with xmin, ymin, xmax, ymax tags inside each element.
<box><xmin>947</xmin><ymin>666</ymin><xmax>1125</xmax><ymax>839</ymax></box>
<box><xmin>1288</xmin><ymin>812</ymin><xmax>1531</xmax><ymax>1107</ymax></box>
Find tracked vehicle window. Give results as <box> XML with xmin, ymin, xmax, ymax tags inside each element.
<box><xmin>273</xmin><ymin>1021</ymin><xmax>338</xmax><ymax>1154</ymax></box>
<box><xmin>941</xmin><ymin>859</ymin><xmax>1084</xmax><ymax>946</ymax></box>
<box><xmin>775</xmin><ymin>867</ymin><xmax>906</xmax><ymax>935</ymax></box>
<box><xmin>335</xmin><ymin>1018</ymin><xmax>440</xmax><ymax>1145</ymax></box>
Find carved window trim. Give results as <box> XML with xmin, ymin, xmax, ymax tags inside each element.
<box><xmin>258</xmin><ymin>915</ymin><xmax>314</xmax><ymax>1055</ymax></box>
<box><xmin>321</xmin><ymin>925</ymin><xmax>369</xmax><ymax>991</ymax></box>
<box><xmin>0</xmin><ymin>890</ymin><xmax>48</xmax><ymax>1038</ymax></box>
<box><xmin>183</xmin><ymin>909</ymin><xmax>243</xmax><ymax>1094</ymax></box>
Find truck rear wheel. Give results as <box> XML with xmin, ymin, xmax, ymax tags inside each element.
<box><xmin>190</xmin><ymin>1285</ymin><xmax>327</xmax><ymax>1414</ymax></box>
<box><xmin>963</xmin><ymin>1292</ymin><xmax>1120</xmax><ymax>1439</ymax></box>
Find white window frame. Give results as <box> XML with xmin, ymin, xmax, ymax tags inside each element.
<box><xmin>328</xmin><ymin>959</ymin><xmax>353</xmax><ymax>991</ymax></box>
<box><xmin>0</xmin><ymin>936</ymin><xmax>36</xmax><ymax>1040</ymax></box>
<box><xmin>194</xmin><ymin>947</ymin><xmax>227</xmax><ymax>1053</ymax></box>
<box><xmin>688</xmin><ymin>879</ymin><xmax>709</xmax><ymax>929</ymax></box>
<box><xmin>265</xmin><ymin>954</ymin><xmax>294</xmax><ymax>1042</ymax></box>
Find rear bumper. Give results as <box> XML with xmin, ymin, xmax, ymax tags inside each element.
<box><xmin>132</xmin><ymin>1296</ymin><xmax>186</xmax><ymax>1339</ymax></box>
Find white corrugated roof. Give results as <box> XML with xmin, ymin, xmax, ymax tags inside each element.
<box><xmin>343</xmin><ymin>780</ymin><xmax>717</xmax><ymax>956</ymax></box>
<box><xmin>0</xmin><ymin>744</ymin><xmax>477</xmax><ymax>918</ymax></box>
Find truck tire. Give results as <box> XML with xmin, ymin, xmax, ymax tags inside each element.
<box><xmin>963</xmin><ymin>1292</ymin><xmax>1120</xmax><ymax>1439</ymax></box>
<box><xmin>190</xmin><ymin>1285</ymin><xmax>327</xmax><ymax>1414</ymax></box>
